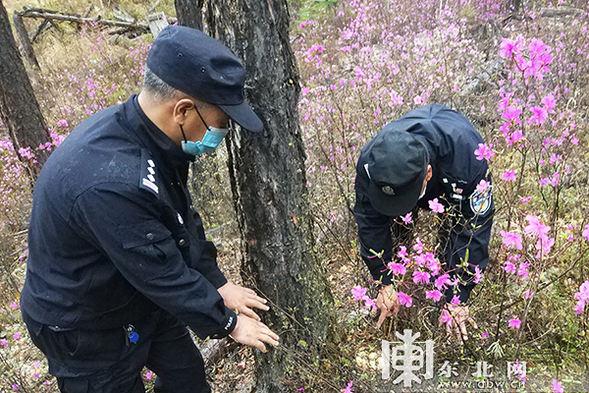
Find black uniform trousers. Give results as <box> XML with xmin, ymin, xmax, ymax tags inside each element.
<box><xmin>23</xmin><ymin>309</ymin><xmax>211</xmax><ymax>393</ymax></box>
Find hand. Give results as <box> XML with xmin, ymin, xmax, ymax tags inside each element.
<box><xmin>439</xmin><ymin>304</ymin><xmax>477</xmax><ymax>342</ymax></box>
<box><xmin>230</xmin><ymin>315</ymin><xmax>279</xmax><ymax>353</ymax></box>
<box><xmin>218</xmin><ymin>282</ymin><xmax>269</xmax><ymax>321</ymax></box>
<box><xmin>376</xmin><ymin>285</ymin><xmax>400</xmax><ymax>328</ymax></box>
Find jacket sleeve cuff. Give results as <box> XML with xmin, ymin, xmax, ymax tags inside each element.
<box><xmin>210</xmin><ymin>307</ymin><xmax>237</xmax><ymax>339</ymax></box>
<box><xmin>207</xmin><ymin>268</ymin><xmax>228</xmax><ymax>289</ymax></box>
<box><xmin>370</xmin><ymin>265</ymin><xmax>393</xmax><ymax>285</ymax></box>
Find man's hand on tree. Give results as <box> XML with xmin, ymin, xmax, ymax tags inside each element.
<box><xmin>230</xmin><ymin>315</ymin><xmax>279</xmax><ymax>353</ymax></box>
<box><xmin>439</xmin><ymin>303</ymin><xmax>477</xmax><ymax>343</ymax></box>
<box><xmin>376</xmin><ymin>285</ymin><xmax>401</xmax><ymax>328</ymax></box>
<box><xmin>218</xmin><ymin>282</ymin><xmax>269</xmax><ymax>321</ymax></box>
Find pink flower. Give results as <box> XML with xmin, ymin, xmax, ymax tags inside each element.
<box><xmin>10</xmin><ymin>302</ymin><xmax>19</xmax><ymax>309</ymax></box>
<box><xmin>529</xmin><ymin>106</ymin><xmax>548</xmax><ymax>125</ymax></box>
<box><xmin>501</xmin><ymin>231</ymin><xmax>523</xmax><ymax>250</ymax></box>
<box><xmin>424</xmin><ymin>253</ymin><xmax>440</xmax><ymax>276</ymax></box>
<box><xmin>426</xmin><ymin>290</ymin><xmax>443</xmax><ymax>302</ymax></box>
<box><xmin>582</xmin><ymin>224</ymin><xmax>589</xmax><ymax>242</ymax></box>
<box><xmin>524</xmin><ymin>289</ymin><xmax>535</xmax><ymax>299</ymax></box>
<box><xmin>535</xmin><ymin>237</ymin><xmax>555</xmax><ymax>258</ymax></box>
<box><xmin>524</xmin><ymin>215</ymin><xmax>550</xmax><ymax>240</ymax></box>
<box><xmin>473</xmin><ymin>266</ymin><xmax>483</xmax><ymax>284</ymax></box>
<box><xmin>341</xmin><ymin>29</ymin><xmax>353</xmax><ymax>40</ymax></box>
<box><xmin>574</xmin><ymin>301</ymin><xmax>585</xmax><ymax>315</ymax></box>
<box><xmin>502</xmin><ymin>170</ymin><xmax>517</xmax><ymax>181</ymax></box>
<box><xmin>413</xmin><ymin>238</ymin><xmax>424</xmax><ymax>253</ymax></box>
<box><xmin>397</xmin><ymin>291</ymin><xmax>413</xmax><ymax>308</ymax></box>
<box><xmin>397</xmin><ymin>245</ymin><xmax>408</xmax><ymax>259</ymax></box>
<box><xmin>550</xmin><ymin>172</ymin><xmax>560</xmax><ymax>187</ymax></box>
<box><xmin>476</xmin><ymin>179</ymin><xmax>489</xmax><ymax>192</ymax></box>
<box><xmin>387</xmin><ymin>262</ymin><xmax>406</xmax><ymax>276</ymax></box>
<box><xmin>450</xmin><ymin>295</ymin><xmax>461</xmax><ymax>305</ymax></box>
<box><xmin>520</xmin><ymin>196</ymin><xmax>531</xmax><ymax>205</ymax></box>
<box><xmin>440</xmin><ymin>309</ymin><xmax>452</xmax><ymax>328</ymax></box>
<box><xmin>518</xmin><ymin>263</ymin><xmax>530</xmax><ymax>279</ymax></box>
<box><xmin>401</xmin><ymin>212</ymin><xmax>413</xmax><ymax>225</ymax></box>
<box><xmin>13</xmin><ymin>332</ymin><xmax>21</xmax><ymax>340</ymax></box>
<box><xmin>500</xmin><ymin>37</ymin><xmax>522</xmax><ymax>58</ymax></box>
<box><xmin>428</xmin><ymin>198</ymin><xmax>445</xmax><ymax>214</ymax></box>
<box><xmin>0</xmin><ymin>339</ymin><xmax>7</xmax><ymax>347</ymax></box>
<box><xmin>503</xmin><ymin>261</ymin><xmax>517</xmax><ymax>275</ymax></box>
<box><xmin>145</xmin><ymin>371</ymin><xmax>153</xmax><ymax>380</ymax></box>
<box><xmin>509</xmin><ymin>318</ymin><xmax>521</xmax><ymax>329</ymax></box>
<box><xmin>502</xmin><ymin>105</ymin><xmax>522</xmax><ymax>122</ymax></box>
<box><xmin>435</xmin><ymin>274</ymin><xmax>452</xmax><ymax>290</ymax></box>
<box><xmin>362</xmin><ymin>297</ymin><xmax>377</xmax><ymax>312</ymax></box>
<box><xmin>57</xmin><ymin>119</ymin><xmax>68</xmax><ymax>127</ymax></box>
<box><xmin>551</xmin><ymin>380</ymin><xmax>564</xmax><ymax>393</ymax></box>
<box><xmin>542</xmin><ymin>93</ymin><xmax>556</xmax><ymax>113</ymax></box>
<box><xmin>474</xmin><ymin>143</ymin><xmax>494</xmax><ymax>162</ymax></box>
<box><xmin>413</xmin><ymin>270</ymin><xmax>431</xmax><ymax>285</ymax></box>
<box><xmin>575</xmin><ymin>281</ymin><xmax>589</xmax><ymax>302</ymax></box>
<box><xmin>343</xmin><ymin>381</ymin><xmax>354</xmax><ymax>393</ymax></box>
<box><xmin>351</xmin><ymin>286</ymin><xmax>367</xmax><ymax>301</ymax></box>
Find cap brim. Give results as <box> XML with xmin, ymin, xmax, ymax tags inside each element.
<box><xmin>367</xmin><ymin>170</ymin><xmax>425</xmax><ymax>217</ymax></box>
<box><xmin>218</xmin><ymin>101</ymin><xmax>263</xmax><ymax>132</ymax></box>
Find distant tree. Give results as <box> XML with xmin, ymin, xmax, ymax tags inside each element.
<box><xmin>202</xmin><ymin>1</ymin><xmax>335</xmax><ymax>391</ymax></box>
<box><xmin>0</xmin><ymin>1</ymin><xmax>50</xmax><ymax>179</ymax></box>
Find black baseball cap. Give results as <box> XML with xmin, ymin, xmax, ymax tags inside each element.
<box><xmin>365</xmin><ymin>130</ymin><xmax>429</xmax><ymax>217</ymax></box>
<box><xmin>146</xmin><ymin>25</ymin><xmax>263</xmax><ymax>132</ymax></box>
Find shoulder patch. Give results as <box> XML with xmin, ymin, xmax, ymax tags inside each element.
<box><xmin>469</xmin><ymin>185</ymin><xmax>492</xmax><ymax>215</ymax></box>
<box><xmin>139</xmin><ymin>149</ymin><xmax>159</xmax><ymax>197</ymax></box>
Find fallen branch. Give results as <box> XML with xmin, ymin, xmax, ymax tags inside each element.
<box><xmin>29</xmin><ymin>19</ymin><xmax>50</xmax><ymax>42</ymax></box>
<box><xmin>539</xmin><ymin>6</ymin><xmax>585</xmax><ymax>18</ymax></box>
<box><xmin>16</xmin><ymin>10</ymin><xmax>149</xmax><ymax>30</ymax></box>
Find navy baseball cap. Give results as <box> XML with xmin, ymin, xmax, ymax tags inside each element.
<box><xmin>146</xmin><ymin>25</ymin><xmax>263</xmax><ymax>132</ymax></box>
<box><xmin>365</xmin><ymin>130</ymin><xmax>429</xmax><ymax>217</ymax></box>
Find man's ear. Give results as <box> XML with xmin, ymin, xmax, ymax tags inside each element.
<box><xmin>426</xmin><ymin>165</ymin><xmax>433</xmax><ymax>181</ymax></box>
<box><xmin>173</xmin><ymin>98</ymin><xmax>195</xmax><ymax>126</ymax></box>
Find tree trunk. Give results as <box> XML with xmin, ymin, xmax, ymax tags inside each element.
<box><xmin>174</xmin><ymin>0</ymin><xmax>203</xmax><ymax>30</ymax></box>
<box><xmin>0</xmin><ymin>1</ymin><xmax>51</xmax><ymax>178</ymax></box>
<box><xmin>204</xmin><ymin>1</ymin><xmax>334</xmax><ymax>391</ymax></box>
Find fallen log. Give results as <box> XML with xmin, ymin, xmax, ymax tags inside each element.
<box><xmin>12</xmin><ymin>12</ymin><xmax>40</xmax><ymax>71</ymax></box>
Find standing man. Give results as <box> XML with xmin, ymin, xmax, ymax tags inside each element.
<box><xmin>21</xmin><ymin>26</ymin><xmax>278</xmax><ymax>393</ymax></box>
<box><xmin>354</xmin><ymin>104</ymin><xmax>494</xmax><ymax>341</ymax></box>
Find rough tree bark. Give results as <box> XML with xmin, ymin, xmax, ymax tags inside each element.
<box><xmin>202</xmin><ymin>1</ymin><xmax>335</xmax><ymax>391</ymax></box>
<box><xmin>0</xmin><ymin>1</ymin><xmax>51</xmax><ymax>178</ymax></box>
<box><xmin>174</xmin><ymin>0</ymin><xmax>203</xmax><ymax>30</ymax></box>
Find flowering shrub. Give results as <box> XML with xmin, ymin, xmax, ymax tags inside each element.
<box><xmin>294</xmin><ymin>0</ymin><xmax>589</xmax><ymax>390</ymax></box>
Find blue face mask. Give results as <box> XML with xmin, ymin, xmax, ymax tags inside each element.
<box><xmin>179</xmin><ymin>106</ymin><xmax>229</xmax><ymax>156</ymax></box>
<box><xmin>181</xmin><ymin>125</ymin><xmax>228</xmax><ymax>155</ymax></box>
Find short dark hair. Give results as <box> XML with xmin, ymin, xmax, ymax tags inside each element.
<box><xmin>142</xmin><ymin>65</ymin><xmax>211</xmax><ymax>110</ymax></box>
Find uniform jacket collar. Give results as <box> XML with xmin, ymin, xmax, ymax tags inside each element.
<box><xmin>124</xmin><ymin>95</ymin><xmax>195</xmax><ymax>170</ymax></box>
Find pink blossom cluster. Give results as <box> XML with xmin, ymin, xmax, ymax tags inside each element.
<box><xmin>573</xmin><ymin>281</ymin><xmax>589</xmax><ymax>315</ymax></box>
<box><xmin>350</xmin><ymin>285</ymin><xmax>376</xmax><ymax>312</ymax></box>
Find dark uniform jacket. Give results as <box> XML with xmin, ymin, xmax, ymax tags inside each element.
<box><xmin>21</xmin><ymin>95</ymin><xmax>236</xmax><ymax>339</ymax></box>
<box><xmin>354</xmin><ymin>104</ymin><xmax>494</xmax><ymax>303</ymax></box>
